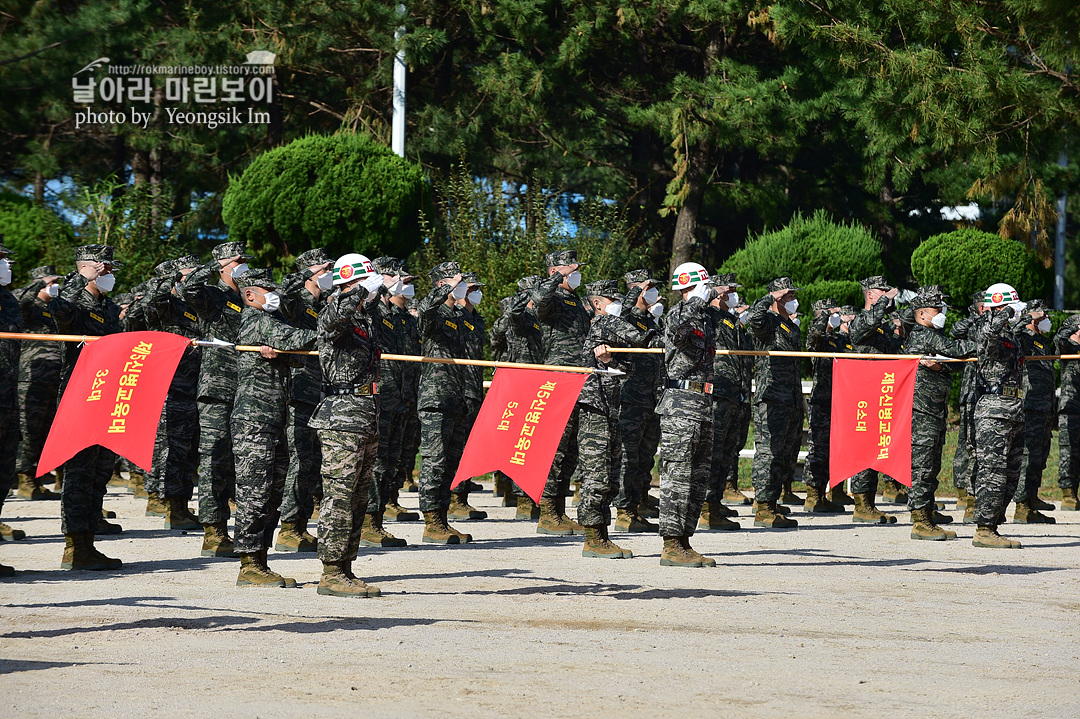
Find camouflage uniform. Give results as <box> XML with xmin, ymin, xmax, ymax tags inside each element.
<box><xmin>178</xmin><ymin>241</ymin><xmax>250</xmax><ymax>525</ymax></box>
<box><xmin>231</xmin><ymin>271</ymin><xmax>317</xmax><ymax>554</ymax></box>
<box><xmin>1013</xmin><ymin>303</ymin><xmax>1056</xmax><ymax>503</ymax></box>
<box><xmin>0</xmin><ymin>240</ymin><xmax>23</xmax><ymax>517</ymax></box>
<box><xmin>723</xmin><ymin>317</ymin><xmax>755</xmax><ymax>496</ymax></box>
<box><xmin>392</xmin><ymin>297</ymin><xmax>422</xmax><ymax>493</ymax></box>
<box><xmin>802</xmin><ymin>299</ymin><xmax>853</xmax><ymax>492</ymax></box>
<box><xmin>1055</xmin><ymin>314</ymin><xmax>1080</xmax><ymax>493</ymax></box>
<box><xmin>307</xmin><ymin>283</ymin><xmax>382</xmax><ymax>563</ymax></box>
<box><xmin>15</xmin><ymin>266</ymin><xmax>62</xmax><ymax>477</ymax></box>
<box><xmin>950</xmin><ymin>299</ymin><xmax>983</xmax><ymax>495</ymax></box>
<box><xmin>706</xmin><ymin>277</ymin><xmax>751</xmax><ymax>503</ymax></box>
<box><xmin>453</xmin><ymin>271</ymin><xmax>487</xmax><ymax>500</ymax></box>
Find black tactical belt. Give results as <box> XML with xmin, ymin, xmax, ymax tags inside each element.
<box><xmin>323</xmin><ymin>382</ymin><xmax>379</xmax><ymax>396</ymax></box>
<box><xmin>983</xmin><ymin>385</ymin><xmax>1023</xmax><ymax>399</ymax></box>
<box><xmin>667</xmin><ymin>379</ymin><xmax>713</xmax><ymax>394</ymax></box>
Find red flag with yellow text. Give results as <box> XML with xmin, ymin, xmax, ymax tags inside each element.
<box><xmin>452</xmin><ymin>367</ymin><xmax>588</xmax><ymax>503</ymax></box>
<box><xmin>37</xmin><ymin>331</ymin><xmax>191</xmax><ymax>476</ymax></box>
<box><xmin>829</xmin><ymin>358</ymin><xmax>919</xmax><ymax>488</ymax></box>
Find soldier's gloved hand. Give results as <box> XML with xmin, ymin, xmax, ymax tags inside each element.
<box><xmin>828</xmin><ymin>313</ymin><xmax>842</xmax><ymax>329</ymax></box>
<box><xmin>361</xmin><ymin>273</ymin><xmax>383</xmax><ymax>294</ymax></box>
<box><xmin>1008</xmin><ymin>301</ymin><xmax>1026</xmax><ymax>317</ymax></box>
<box><xmin>690</xmin><ymin>282</ymin><xmax>714</xmax><ymax>303</ymax></box>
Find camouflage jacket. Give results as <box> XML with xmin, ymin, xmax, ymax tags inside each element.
<box><xmin>1017</xmin><ymin>326</ymin><xmax>1056</xmax><ymax>415</ymax></box>
<box><xmin>460</xmin><ymin>306</ymin><xmax>486</xmax><ymax>402</ymax></box>
<box><xmin>138</xmin><ymin>275</ymin><xmax>203</xmax><ymax>399</ymax></box>
<box><xmin>655</xmin><ymin>296</ymin><xmax>715</xmax><ymax>421</ymax></box>
<box><xmin>233</xmin><ymin>307</ymin><xmax>317</xmax><ymax>428</ymax></box>
<box><xmin>308</xmin><ymin>285</ymin><xmax>381</xmax><ymax>435</ymax></box>
<box><xmin>849</xmin><ymin>295</ymin><xmax>903</xmax><ymax>354</ymax></box>
<box><xmin>806</xmin><ymin>312</ymin><xmax>853</xmax><ymax>406</ymax></box>
<box><xmin>951</xmin><ymin>314</ymin><xmax>980</xmax><ymax>404</ymax></box>
<box><xmin>746</xmin><ymin>295</ymin><xmax>802</xmax><ymax>404</ymax></box>
<box><xmin>533</xmin><ymin>273</ymin><xmax>590</xmax><ymax>367</ymax></box>
<box><xmin>620</xmin><ymin>304</ymin><xmax>664</xmax><ymax>409</ymax></box>
<box><xmin>280</xmin><ymin>273</ymin><xmax>327</xmax><ymax>407</ymax></box>
<box><xmin>16</xmin><ymin>285</ymin><xmax>62</xmax><ymax>386</ymax></box>
<box><xmin>507</xmin><ymin>292</ymin><xmax>544</xmax><ymax>364</ymax></box>
<box><xmin>579</xmin><ymin>308</ymin><xmax>654</xmax><ymax>415</ymax></box>
<box><xmin>50</xmin><ymin>273</ymin><xmax>123</xmax><ymax>390</ymax></box>
<box><xmin>0</xmin><ymin>286</ymin><xmax>22</xmax><ymax>408</ymax></box>
<box><xmin>490</xmin><ymin>308</ymin><xmax>510</xmax><ymax>362</ymax></box>
<box><xmin>370</xmin><ymin>293</ymin><xmax>407</xmax><ymax>413</ymax></box>
<box><xmin>178</xmin><ymin>260</ymin><xmax>244</xmax><ymax>403</ymax></box>
<box><xmin>1055</xmin><ymin>315</ymin><xmax>1080</xmax><ymax>414</ymax></box>
<box><xmin>417</xmin><ymin>284</ymin><xmax>469</xmax><ymax>411</ymax></box>
<box><xmin>709</xmin><ymin>305</ymin><xmax>750</xmax><ymax>404</ymax></box>
<box><xmin>973</xmin><ymin>308</ymin><xmax>1024</xmax><ymax>421</ymax></box>
<box><xmin>392</xmin><ymin>302</ymin><xmax>420</xmax><ymax>406</ymax></box>
<box><xmin>903</xmin><ymin>324</ymin><xmax>974</xmax><ymax>418</ymax></box>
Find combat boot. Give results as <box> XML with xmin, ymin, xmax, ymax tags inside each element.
<box><xmin>144</xmin><ymin>491</ymin><xmax>167</xmax><ymax>517</ymax></box>
<box><xmin>61</xmin><ymin>532</ymin><xmax>122</xmax><ymax>570</ymax></box>
<box><xmin>1013</xmin><ymin>500</ymin><xmax>1056</xmax><ymax>524</ymax></box>
<box><xmin>640</xmin><ymin>492</ymin><xmax>660</xmax><ymax>516</ymax></box>
<box><xmin>1030</xmin><ymin>495</ymin><xmax>1055</xmax><ymax>511</ymax></box>
<box><xmin>236</xmin><ymin>553</ymin><xmax>285</xmax><ymax>587</ymax></box>
<box><xmin>108</xmin><ymin>469</ymin><xmax>127</xmax><ymax>488</ymax></box>
<box><xmin>52</xmin><ymin>467</ymin><xmax>63</xmax><ymax>492</ymax></box>
<box><xmin>258</xmin><ymin>548</ymin><xmax>297</xmax><ymax>587</ymax></box>
<box><xmin>963</xmin><ymin>498</ymin><xmax>976</xmax><ymax>524</ymax></box>
<box><xmin>129</xmin><ymin>472</ymin><xmax>148</xmax><ymax>498</ymax></box>
<box><xmin>754</xmin><ymin>500</ymin><xmax>798</xmax><ymax>528</ymax></box>
<box><xmin>384</xmin><ymin>488</ymin><xmax>420</xmax><ymax>522</ymax></box>
<box><xmin>402</xmin><ymin>476</ymin><xmax>418</xmax><ymax>493</ymax></box>
<box><xmin>852</xmin><ymin>492</ymin><xmax>896</xmax><ymax>524</ymax></box>
<box><xmin>0</xmin><ymin>521</ymin><xmax>26</xmax><ymax>541</ymax></box>
<box><xmin>698</xmin><ymin>501</ymin><xmax>739</xmax><ymax>531</ymax></box>
<box><xmin>101</xmin><ymin>508</ymin><xmax>116</xmax><ymax>519</ymax></box>
<box><xmin>881</xmin><ymin>479</ymin><xmax>908</xmax><ymax>505</ymax></box>
<box><xmin>681</xmin><ymin>537</ymin><xmax>716</xmax><ymax>567</ymax></box>
<box><xmin>422</xmin><ymin>510</ymin><xmax>460</xmax><ymax>544</ymax></box>
<box><xmin>317</xmin><ymin>562</ymin><xmax>370</xmax><ymax>598</ymax></box>
<box><xmin>516</xmin><ymin>496</ymin><xmax>540</xmax><ymax>521</ymax></box>
<box><xmin>492</xmin><ymin>475</ymin><xmax>508</xmax><ymax>498</ymax></box>
<box><xmin>442</xmin><ymin>509</ymin><xmax>473</xmax><ymax>544</ymax></box>
<box><xmin>780</xmin><ymin>479</ymin><xmax>804</xmax><ymax>506</ymax></box>
<box><xmin>1060</xmin><ymin>487</ymin><xmax>1080</xmax><ymax>511</ymax></box>
<box><xmin>165</xmin><ymin>497</ymin><xmax>201</xmax><ymax>530</ymax></box>
<box><xmin>275</xmin><ymin>520</ymin><xmax>317</xmax><ymax>552</ymax></box>
<box><xmin>932</xmin><ymin>509</ymin><xmax>954</xmax><ymax>525</ymax></box>
<box><xmin>615</xmin><ymin>507</ymin><xmax>658</xmax><ymax>533</ymax></box>
<box><xmin>660</xmin><ymin>537</ymin><xmax>702</xmax><ymax>567</ymax></box>
<box><xmin>582</xmin><ymin>526</ymin><xmax>631</xmax><ymax>559</ymax></box>
<box><xmin>537</xmin><ymin>499</ymin><xmax>577</xmax><ymax>536</ymax></box>
<box><xmin>17</xmin><ymin>472</ymin><xmax>60</xmax><ymax>500</ymax></box>
<box><xmin>828</xmin><ymin>484</ymin><xmax>854</xmax><ymax>506</ymax></box>
<box><xmin>359</xmin><ymin>512</ymin><xmax>408</xmax><ymax>547</ymax></box>
<box><xmin>95</xmin><ymin>516</ymin><xmax>123</xmax><ymax>535</ymax></box>
<box><xmin>804</xmin><ymin>485</ymin><xmax>845</xmax><ymax>514</ymax></box>
<box><xmin>543</xmin><ymin>496</ymin><xmax>585</xmax><ymax>535</ymax></box>
<box><xmin>722</xmin><ymin>479</ymin><xmax>752</xmax><ymax>506</ymax></box>
<box><xmin>201</xmin><ymin>522</ymin><xmax>238</xmax><ymax>557</ymax></box>
<box><xmin>909</xmin><ymin>508</ymin><xmax>948</xmax><ymax>541</ymax></box>
<box><xmin>341</xmin><ymin>562</ymin><xmax>381</xmax><ymax>597</ymax></box>
<box><xmin>448</xmin><ymin>492</ymin><xmax>487</xmax><ymax>520</ymax></box>
<box><xmin>955</xmin><ymin>487</ymin><xmax>970</xmax><ymax>512</ymax></box>
<box><xmin>973</xmin><ymin>525</ymin><xmax>1022</xmax><ymax>549</ymax></box>
<box><xmin>571</xmin><ymin>480</ymin><xmax>582</xmax><ymax>507</ymax></box>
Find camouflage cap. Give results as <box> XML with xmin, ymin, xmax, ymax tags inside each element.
<box><xmin>75</xmin><ymin>244</ymin><xmax>123</xmax><ymax>268</ymax></box>
<box><xmin>174</xmin><ymin>254</ymin><xmax>200</xmax><ymax>272</ymax></box>
<box><xmin>235</xmin><ymin>268</ymin><xmax>279</xmax><ymax>291</ymax></box>
<box><xmin>916</xmin><ymin>284</ymin><xmax>950</xmax><ymax>303</ymax></box>
<box><xmin>112</xmin><ymin>292</ymin><xmax>135</xmax><ymax>306</ymax></box>
<box><xmin>584</xmin><ymin>279</ymin><xmax>623</xmax><ymax>302</ymax></box>
<box><xmin>211</xmin><ymin>240</ymin><xmax>253</xmax><ymax>262</ymax></box>
<box><xmin>840</xmin><ymin>305</ymin><xmax>859</xmax><ymax>317</ymax></box>
<box><xmin>812</xmin><ymin>297</ymin><xmax>839</xmax><ymax>315</ymax></box>
<box><xmin>130</xmin><ymin>281</ymin><xmax>148</xmax><ymax>297</ymax></box>
<box><xmin>518</xmin><ymin>275</ymin><xmax>541</xmax><ymax>292</ymax></box>
<box><xmin>371</xmin><ymin>256</ymin><xmax>403</xmax><ymax>276</ymax></box>
<box><xmin>153</xmin><ymin>259</ymin><xmax>177</xmax><ymax>278</ymax></box>
<box><xmin>0</xmin><ymin>234</ymin><xmax>12</xmax><ymax>255</ymax></box>
<box><xmin>971</xmin><ymin>290</ymin><xmax>985</xmax><ymax>304</ymax></box>
<box><xmin>29</xmin><ymin>265</ymin><xmax>59</xmax><ymax>281</ymax></box>
<box><xmin>859</xmin><ymin>275</ymin><xmax>892</xmax><ymax>292</ymax></box>
<box><xmin>295</xmin><ymin>248</ymin><xmax>331</xmax><ymax>271</ymax></box>
<box><xmin>1025</xmin><ymin>299</ymin><xmax>1048</xmax><ymax>315</ymax></box>
<box><xmin>624</xmin><ymin>268</ymin><xmax>661</xmax><ymax>287</ymax></box>
<box><xmin>709</xmin><ymin>272</ymin><xmax>742</xmax><ymax>289</ymax></box>
<box><xmin>544</xmin><ymin>249</ymin><xmax>586</xmax><ymax>268</ymax></box>
<box><xmin>428</xmin><ymin>260</ymin><xmax>462</xmax><ymax>285</ymax></box>
<box><xmin>767</xmin><ymin>276</ymin><xmax>800</xmax><ymax>293</ymax></box>
<box><xmin>461</xmin><ymin>271</ymin><xmax>485</xmax><ymax>288</ymax></box>
<box><xmin>909</xmin><ymin>289</ymin><xmax>948</xmax><ymax>311</ymax></box>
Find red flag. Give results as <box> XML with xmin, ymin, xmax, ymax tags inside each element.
<box><xmin>37</xmin><ymin>331</ymin><xmax>191</xmax><ymax>476</ymax></box>
<box><xmin>829</xmin><ymin>358</ymin><xmax>919</xmax><ymax>488</ymax></box>
<box><xmin>452</xmin><ymin>367</ymin><xmax>587</xmax><ymax>503</ymax></box>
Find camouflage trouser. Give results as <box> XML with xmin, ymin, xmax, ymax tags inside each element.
<box><xmin>751</xmin><ymin>400</ymin><xmax>800</xmax><ymax>504</ymax></box>
<box><xmin>723</xmin><ymin>402</ymin><xmax>751</xmax><ymax>489</ymax></box>
<box><xmin>197</xmin><ymin>399</ymin><xmax>236</xmax><ymax>525</ymax></box>
<box><xmin>951</xmin><ymin>401</ymin><xmax>977</xmax><ymax>493</ymax></box>
<box><xmin>542</xmin><ymin>407</ymin><xmax>579</xmax><ymax>502</ymax></box>
<box><xmin>281</xmin><ymin>401</ymin><xmax>320</xmax><ymax>525</ymax></box>
<box><xmin>615</xmin><ymin>402</ymin><xmax>659</xmax><ymax>509</ymax></box>
<box><xmin>15</xmin><ymin>381</ymin><xmax>58</xmax><ymax>474</ymax></box>
<box><xmin>394</xmin><ymin>403</ymin><xmax>420</xmax><ymax>490</ymax></box>
<box><xmin>231</xmin><ymin>421</ymin><xmax>288</xmax><ymax>554</ymax></box>
<box><xmin>1016</xmin><ymin>409</ymin><xmax>1053</xmax><ymax>502</ymax></box>
<box><xmin>658</xmin><ymin>413</ymin><xmax>712</xmax><ymax>537</ymax></box>
<box><xmin>574</xmin><ymin>407</ymin><xmax>621</xmax><ymax>527</ymax></box>
<box><xmin>1057</xmin><ymin>412</ymin><xmax>1080</xmax><ymax>491</ymax></box>
<box><xmin>149</xmin><ymin>392</ymin><xmax>199</xmax><ymax>500</ymax></box>
<box><xmin>368</xmin><ymin>408</ymin><xmax>405</xmax><ymax>514</ymax></box>
<box><xmin>909</xmin><ymin>409</ymin><xmax>945</xmax><ymax>510</ymax></box>
<box><xmin>706</xmin><ymin>396</ymin><xmax>742</xmax><ymax>502</ymax></box>
<box><xmin>61</xmin><ymin>444</ymin><xmax>114</xmax><ymax>534</ymax></box>
<box><xmin>418</xmin><ymin>407</ymin><xmax>470</xmax><ymax>512</ymax></box>
<box><xmin>972</xmin><ymin>413</ymin><xmax>1023</xmax><ymax>527</ymax></box>
<box><xmin>317</xmin><ymin>429</ymin><xmax>378</xmax><ymax>563</ymax></box>
<box><xmin>0</xmin><ymin>408</ymin><xmax>19</xmax><ymax>515</ymax></box>
<box><xmin>802</xmin><ymin>402</ymin><xmax>831</xmax><ymax>491</ymax></box>
<box><xmin>452</xmin><ymin>398</ymin><xmax>482</xmax><ymax>497</ymax></box>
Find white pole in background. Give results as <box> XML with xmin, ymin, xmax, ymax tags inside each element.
<box><xmin>392</xmin><ymin>4</ymin><xmax>406</xmax><ymax>158</ymax></box>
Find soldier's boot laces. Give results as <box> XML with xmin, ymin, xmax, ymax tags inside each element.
<box><xmin>359</xmin><ymin>512</ymin><xmax>408</xmax><ymax>547</ymax></box>
<box><xmin>275</xmin><ymin>520</ymin><xmax>317</xmax><ymax>552</ymax></box>
<box><xmin>780</xmin><ymin>479</ymin><xmax>804</xmax><ymax>506</ymax></box>
<box><xmin>17</xmin><ymin>471</ymin><xmax>60</xmax><ymax>500</ymax></box>
<box><xmin>681</xmin><ymin>537</ymin><xmax>716</xmax><ymax>567</ymax></box>
<box><xmin>61</xmin><ymin>532</ymin><xmax>122</xmax><ymax>570</ymax></box>
<box><xmin>753</xmin><ymin>500</ymin><xmax>798</xmax><ymax>529</ymax></box>
<box><xmin>95</xmin><ymin>515</ymin><xmax>123</xmax><ymax>535</ymax></box>
<box><xmin>165</xmin><ymin>496</ymin><xmax>201</xmax><ymax>530</ymax></box>
<box><xmin>852</xmin><ymin>492</ymin><xmax>896</xmax><ymax>524</ymax></box>
<box><xmin>972</xmin><ymin>525</ymin><xmax>1022</xmax><ymax>549</ymax></box>
<box><xmin>260</xmin><ymin>548</ymin><xmax>297</xmax><ymax>587</ymax></box>
<box><xmin>1013</xmin><ymin>500</ymin><xmax>1056</xmax><ymax>524</ymax></box>
<box><xmin>442</xmin><ymin>509</ymin><xmax>473</xmax><ymax>544</ymax></box>
<box><xmin>804</xmin><ymin>485</ymin><xmax>845</xmax><ymax>514</ymax></box>
<box><xmin>660</xmin><ymin>536</ymin><xmax>702</xmax><ymax>568</ymax></box>
<box><xmin>129</xmin><ymin>472</ymin><xmax>148</xmax><ymax>498</ymax></box>
<box><xmin>1060</xmin><ymin>487</ymin><xmax>1079</xmax><ymax>511</ymax></box>
<box><xmin>828</xmin><ymin>484</ymin><xmax>855</xmax><ymax>506</ymax></box>
<box><xmin>1029</xmin><ymin>495</ymin><xmax>1055</xmax><ymax>512</ymax></box>
<box><xmin>881</xmin><ymin>479</ymin><xmax>908</xmax><ymax>505</ymax></box>
<box><xmin>722</xmin><ymin>480</ymin><xmax>752</xmax><ymax>506</ymax></box>
<box><xmin>582</xmin><ymin>525</ymin><xmax>631</xmax><ymax>559</ymax></box>
<box><xmin>447</xmin><ymin>492</ymin><xmax>487</xmax><ymax>521</ymax></box>
<box><xmin>384</xmin><ymin>488</ymin><xmax>420</xmax><ymax>522</ymax></box>
<box><xmin>144</xmin><ymin>491</ymin><xmax>167</xmax><ymax>517</ymax></box>
<box><xmin>515</xmin><ymin>496</ymin><xmax>540</xmax><ymax>521</ymax></box>
<box><xmin>318</xmin><ymin>562</ymin><xmax>376</xmax><ymax>598</ymax></box>
<box><xmin>909</xmin><ymin>507</ymin><xmax>953</xmax><ymax>541</ymax></box>
<box><xmin>698</xmin><ymin>501</ymin><xmax>739</xmax><ymax>531</ymax></box>
<box><xmin>342</xmin><ymin>562</ymin><xmax>381</xmax><ymax>597</ymax></box>
<box><xmin>0</xmin><ymin>521</ymin><xmax>26</xmax><ymax>541</ymax></box>
<box><xmin>422</xmin><ymin>510</ymin><xmax>460</xmax><ymax>544</ymax></box>
<box><xmin>202</xmin><ymin>522</ymin><xmax>239</xmax><ymax>557</ymax></box>
<box><xmin>537</xmin><ymin>498</ymin><xmax>585</xmax><ymax>536</ymax></box>
<box><xmin>236</xmin><ymin>553</ymin><xmax>285</xmax><ymax>588</ymax></box>
<box><xmin>615</xmin><ymin>507</ymin><xmax>658</xmax><ymax>533</ymax></box>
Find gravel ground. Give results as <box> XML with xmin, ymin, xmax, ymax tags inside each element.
<box><xmin>2</xmin><ymin>485</ymin><xmax>1078</xmax><ymax>719</ymax></box>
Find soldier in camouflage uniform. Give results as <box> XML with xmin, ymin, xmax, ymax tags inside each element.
<box><xmin>276</xmin><ymin>248</ymin><xmax>333</xmax><ymax>553</ymax></box>
<box><xmin>969</xmin><ymin>284</ymin><xmax>1027</xmax><ymax>548</ymax></box>
<box><xmin>308</xmin><ymin>254</ymin><xmax>386</xmax><ymax>598</ymax></box>
<box><xmin>532</xmin><ymin>250</ymin><xmax>591</xmax><ymax>535</ymax></box>
<box><xmin>721</xmin><ymin>303</ymin><xmax>756</xmax><ymax>506</ymax></box>
<box><xmin>613</xmin><ymin>269</ymin><xmax>664</xmax><ymax>533</ymax></box>
<box><xmin>385</xmin><ymin>270</ymin><xmax>421</xmax><ymax>522</ymax></box>
<box><xmin>50</xmin><ymin>244</ymin><xmax>125</xmax><ymax>569</ymax></box>
<box><xmin>14</xmin><ymin>265</ymin><xmax>63</xmax><ymax>500</ymax></box>
<box><xmin>488</xmin><ymin>295</ymin><xmax>515</xmax><ymax>504</ymax></box>
<box><xmin>178</xmin><ymin>241</ymin><xmax>251</xmax><ymax>557</ymax></box>
<box><xmin>745</xmin><ymin>277</ymin><xmax>803</xmax><ymax>529</ymax></box>
<box><xmin>231</xmin><ymin>269</ymin><xmax>317</xmax><ymax>587</ymax></box>
<box><xmin>656</xmin><ymin>262</ymin><xmax>717</xmax><ymax>567</ymax></box>
<box><xmin>416</xmin><ymin>261</ymin><xmax>474</xmax><ymax>544</ymax></box>
<box><xmin>449</xmin><ymin>271</ymin><xmax>489</xmax><ymax>520</ymax></box>
<box><xmin>1055</xmin><ymin>314</ymin><xmax>1080</xmax><ymax>511</ymax></box>
<box><xmin>1012</xmin><ymin>300</ymin><xmax>1057</xmax><ymax>522</ymax></box>
<box><xmin>0</xmin><ymin>237</ymin><xmax>26</xmax><ymax>567</ymax></box>
<box><xmin>950</xmin><ymin>292</ymin><xmax>985</xmax><ymax>519</ymax></box>
<box><xmin>902</xmin><ymin>288</ymin><xmax>974</xmax><ymax>540</ymax></box>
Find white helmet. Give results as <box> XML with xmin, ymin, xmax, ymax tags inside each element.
<box><xmin>333</xmin><ymin>253</ymin><xmax>374</xmax><ymax>286</ymax></box>
<box><xmin>983</xmin><ymin>283</ymin><xmax>1020</xmax><ymax>307</ymax></box>
<box><xmin>671</xmin><ymin>262</ymin><xmax>710</xmax><ymax>291</ymax></box>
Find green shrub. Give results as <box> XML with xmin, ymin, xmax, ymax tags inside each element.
<box><xmin>910</xmin><ymin>228</ymin><xmax>1049</xmax><ymax>304</ymax></box>
<box><xmin>0</xmin><ymin>192</ymin><xmax>75</xmax><ymax>286</ymax></box>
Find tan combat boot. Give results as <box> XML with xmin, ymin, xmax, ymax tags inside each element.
<box><xmin>359</xmin><ymin>512</ymin><xmax>408</xmax><ymax>547</ymax></box>
<box><xmin>342</xmin><ymin>562</ymin><xmax>381</xmax><ymax>597</ymax></box>
<box><xmin>107</xmin><ymin>469</ymin><xmax>127</xmax><ymax>488</ymax></box>
<box><xmin>402</xmin><ymin>475</ymin><xmax>419</xmax><ymax>493</ymax></box>
<box><xmin>165</xmin><ymin>497</ymin><xmax>201</xmax><ymax>530</ymax></box>
<box><xmin>881</xmin><ymin>479</ymin><xmax>908</xmax><ymax>505</ymax></box>
<box><xmin>681</xmin><ymin>537</ymin><xmax>716</xmax><ymax>567</ymax></box>
<box><xmin>0</xmin><ymin>521</ymin><xmax>26</xmax><ymax>541</ymax></box>
<box><xmin>448</xmin><ymin>492</ymin><xmax>487</xmax><ymax>520</ymax></box>
<box><xmin>17</xmin><ymin>472</ymin><xmax>60</xmax><ymax>500</ymax></box>
<box><xmin>722</xmin><ymin>479</ymin><xmax>752</xmax><ymax>506</ymax></box>
<box><xmin>754</xmin><ymin>500</ymin><xmax>798</xmax><ymax>528</ymax></box>
<box><xmin>828</xmin><ymin>484</ymin><xmax>854</xmax><ymax>506</ymax></box>
<box><xmin>383</xmin><ymin>487</ymin><xmax>420</xmax><ymax>521</ymax></box>
<box><xmin>780</xmin><ymin>479</ymin><xmax>804</xmax><ymax>506</ymax></box>
<box><xmin>804</xmin><ymin>485</ymin><xmax>845</xmax><ymax>514</ymax></box>
<box><xmin>910</xmin><ymin>507</ymin><xmax>948</xmax><ymax>541</ymax></box>
<box><xmin>144</xmin><ymin>492</ymin><xmax>167</xmax><ymax>517</ymax></box>
<box><xmin>61</xmin><ymin>532</ymin><xmax>122</xmax><ymax>570</ymax></box>
<box><xmin>95</xmin><ymin>516</ymin><xmax>123</xmax><ymax>535</ymax></box>
<box><xmin>495</xmin><ymin>476</ymin><xmax>517</xmax><ymax>507</ymax></box>
<box><xmin>236</xmin><ymin>553</ymin><xmax>286</xmax><ymax>587</ymax></box>
<box><xmin>317</xmin><ymin>562</ymin><xmax>371</xmax><ymax>598</ymax></box>
<box><xmin>516</xmin><ymin>496</ymin><xmax>540</xmax><ymax>521</ymax></box>
<box><xmin>275</xmin><ymin>520</ymin><xmax>317</xmax><ymax>552</ymax></box>
<box><xmin>259</xmin><ymin>548</ymin><xmax>297</xmax><ymax>587</ymax></box>
<box><xmin>1060</xmin><ymin>487</ymin><xmax>1079</xmax><ymax>511</ymax></box>
<box><xmin>571</xmin><ymin>480</ymin><xmax>582</xmax><ymax>507</ymax></box>
<box><xmin>1013</xmin><ymin>500</ymin><xmax>1056</xmax><ymax>524</ymax></box>
<box><xmin>852</xmin><ymin>492</ymin><xmax>896</xmax><ymax>524</ymax></box>
<box><xmin>442</xmin><ymin>509</ymin><xmax>473</xmax><ymax>543</ymax></box>
<box><xmin>536</xmin><ymin>499</ymin><xmax>582</xmax><ymax>536</ymax></box>
<box><xmin>639</xmin><ymin>492</ymin><xmax>660</xmax><ymax>518</ymax></box>
<box><xmin>52</xmin><ymin>467</ymin><xmax>63</xmax><ymax>492</ymax></box>
<box><xmin>422</xmin><ymin>510</ymin><xmax>461</xmax><ymax>544</ymax></box>
<box><xmin>129</xmin><ymin>472</ymin><xmax>148</xmax><ymax>498</ymax></box>
<box><xmin>660</xmin><ymin>536</ymin><xmax>702</xmax><ymax>567</ymax></box>
<box><xmin>582</xmin><ymin>526</ymin><xmax>631</xmax><ymax>559</ymax></box>
<box><xmin>615</xmin><ymin>507</ymin><xmax>658</xmax><ymax>533</ymax></box>
<box><xmin>954</xmin><ymin>487</ymin><xmax>970</xmax><ymax>512</ymax></box>
<box><xmin>202</xmin><ymin>522</ymin><xmax>238</xmax><ymax>557</ymax></box>
<box><xmin>972</xmin><ymin>525</ymin><xmax>1022</xmax><ymax>549</ymax></box>
<box><xmin>698</xmin><ymin>501</ymin><xmax>739</xmax><ymax>531</ymax></box>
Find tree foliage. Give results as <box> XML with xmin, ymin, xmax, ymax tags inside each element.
<box><xmin>910</xmin><ymin>228</ymin><xmax>1049</xmax><ymax>304</ymax></box>
<box><xmin>0</xmin><ymin>191</ymin><xmax>75</xmax><ymax>285</ymax></box>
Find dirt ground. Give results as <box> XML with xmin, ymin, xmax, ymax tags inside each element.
<box><xmin>1</xmin><ymin>484</ymin><xmax>1078</xmax><ymax>719</ymax></box>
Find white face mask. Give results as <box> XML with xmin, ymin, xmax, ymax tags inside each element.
<box><xmin>566</xmin><ymin>270</ymin><xmax>582</xmax><ymax>290</ymax></box>
<box><xmin>317</xmin><ymin>271</ymin><xmax>334</xmax><ymax>291</ymax></box>
<box><xmin>739</xmin><ymin>310</ymin><xmax>749</xmax><ymax>326</ymax></box>
<box><xmin>467</xmin><ymin>290</ymin><xmax>483</xmax><ymax>306</ymax></box>
<box><xmin>642</xmin><ymin>286</ymin><xmax>659</xmax><ymax>305</ymax></box>
<box><xmin>95</xmin><ymin>273</ymin><xmax>116</xmax><ymax>292</ymax></box>
<box><xmin>46</xmin><ymin>283</ymin><xmax>60</xmax><ymax>298</ymax></box>
<box><xmin>452</xmin><ymin>281</ymin><xmax>468</xmax><ymax>300</ymax></box>
<box><xmin>231</xmin><ymin>263</ymin><xmax>249</xmax><ymax>279</ymax></box>
<box><xmin>828</xmin><ymin>313</ymin><xmax>842</xmax><ymax>329</ymax></box>
<box><xmin>0</xmin><ymin>259</ymin><xmax>10</xmax><ymax>286</ymax></box>
<box><xmin>605</xmin><ymin>301</ymin><xmax>623</xmax><ymax>318</ymax></box>
<box><xmin>726</xmin><ymin>291</ymin><xmax>740</xmax><ymax>309</ymax></box>
<box><xmin>784</xmin><ymin>298</ymin><xmax>798</xmax><ymax>315</ymax></box>
<box><xmin>390</xmin><ymin>278</ymin><xmax>404</xmax><ymax>295</ymax></box>
<box><xmin>931</xmin><ymin>312</ymin><xmax>947</xmax><ymax>330</ymax></box>
<box><xmin>261</xmin><ymin>291</ymin><xmax>280</xmax><ymax>313</ymax></box>
<box><xmin>649</xmin><ymin>302</ymin><xmax>664</xmax><ymax>319</ymax></box>
<box><xmin>401</xmin><ymin>283</ymin><xmax>416</xmax><ymax>299</ymax></box>
<box><xmin>1038</xmin><ymin>318</ymin><xmax>1052</xmax><ymax>333</ymax></box>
